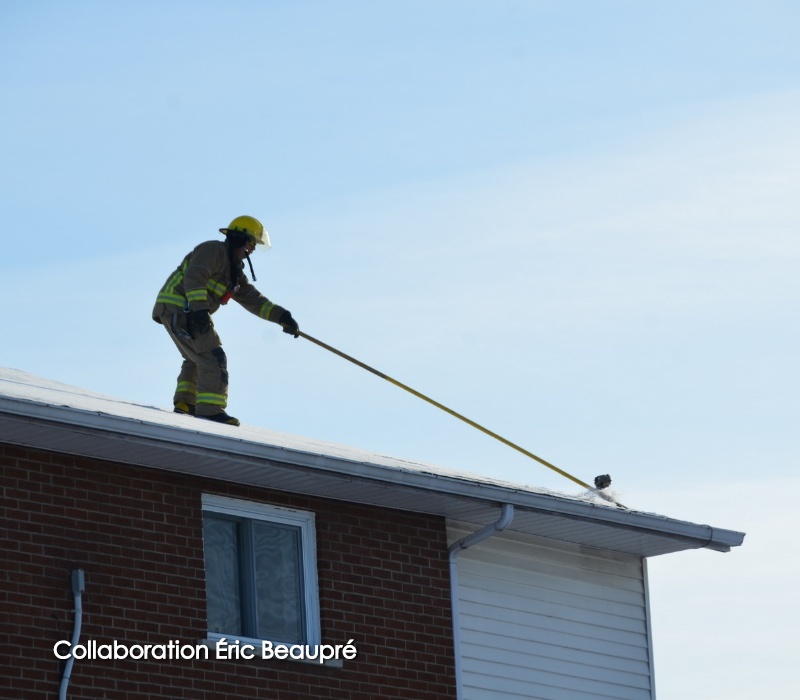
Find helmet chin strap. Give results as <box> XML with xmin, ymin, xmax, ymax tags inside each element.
<box><xmin>244</xmin><ymin>251</ymin><xmax>257</xmax><ymax>281</ymax></box>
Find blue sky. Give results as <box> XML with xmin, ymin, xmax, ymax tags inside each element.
<box><xmin>3</xmin><ymin>2</ymin><xmax>799</xmax><ymax>697</ymax></box>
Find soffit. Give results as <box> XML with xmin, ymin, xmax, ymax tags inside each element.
<box><xmin>0</xmin><ymin>370</ymin><xmax>744</xmax><ymax>557</ymax></box>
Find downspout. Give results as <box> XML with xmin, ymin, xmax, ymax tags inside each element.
<box><xmin>448</xmin><ymin>504</ymin><xmax>514</xmax><ymax>700</ymax></box>
<box><xmin>59</xmin><ymin>569</ymin><xmax>85</xmax><ymax>700</ymax></box>
<box><xmin>642</xmin><ymin>559</ymin><xmax>658</xmax><ymax>700</ymax></box>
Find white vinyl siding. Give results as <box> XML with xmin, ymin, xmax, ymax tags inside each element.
<box><xmin>449</xmin><ymin>522</ymin><xmax>654</xmax><ymax>700</ymax></box>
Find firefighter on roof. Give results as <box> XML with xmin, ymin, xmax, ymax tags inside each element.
<box><xmin>152</xmin><ymin>215</ymin><xmax>299</xmax><ymax>426</ymax></box>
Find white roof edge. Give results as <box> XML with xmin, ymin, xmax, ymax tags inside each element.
<box><xmin>0</xmin><ymin>368</ymin><xmax>746</xmax><ymax>555</ymax></box>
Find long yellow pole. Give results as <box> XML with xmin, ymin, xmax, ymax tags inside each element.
<box><xmin>295</xmin><ymin>330</ymin><xmax>626</xmax><ymax>509</ymax></box>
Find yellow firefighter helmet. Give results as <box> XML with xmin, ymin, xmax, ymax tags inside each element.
<box><xmin>219</xmin><ymin>215</ymin><xmax>271</xmax><ymax>248</ymax></box>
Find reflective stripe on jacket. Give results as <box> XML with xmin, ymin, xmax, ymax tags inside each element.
<box><xmin>152</xmin><ymin>240</ymin><xmax>286</xmax><ymax>324</ymax></box>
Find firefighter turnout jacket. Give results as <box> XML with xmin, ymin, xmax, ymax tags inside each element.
<box><xmin>152</xmin><ymin>240</ymin><xmax>287</xmax><ymax>324</ymax></box>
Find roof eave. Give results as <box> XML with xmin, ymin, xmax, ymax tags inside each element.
<box><xmin>0</xmin><ymin>395</ymin><xmax>745</xmax><ymax>557</ymax></box>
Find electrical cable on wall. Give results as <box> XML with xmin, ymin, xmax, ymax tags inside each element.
<box><xmin>59</xmin><ymin>570</ymin><xmax>85</xmax><ymax>700</ymax></box>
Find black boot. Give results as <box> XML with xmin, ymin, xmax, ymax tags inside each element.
<box><xmin>197</xmin><ymin>411</ymin><xmax>240</xmax><ymax>427</ymax></box>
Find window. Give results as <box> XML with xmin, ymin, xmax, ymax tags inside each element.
<box><xmin>201</xmin><ymin>494</ymin><xmax>321</xmax><ymax>647</ymax></box>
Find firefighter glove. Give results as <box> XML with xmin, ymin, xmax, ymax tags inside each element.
<box><xmin>189</xmin><ymin>309</ymin><xmax>211</xmax><ymax>337</ymax></box>
<box><xmin>279</xmin><ymin>310</ymin><xmax>300</xmax><ymax>338</ymax></box>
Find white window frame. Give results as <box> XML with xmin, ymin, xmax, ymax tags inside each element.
<box><xmin>201</xmin><ymin>493</ymin><xmax>321</xmax><ymax>648</ymax></box>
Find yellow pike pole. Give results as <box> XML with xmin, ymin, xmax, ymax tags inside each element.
<box><xmin>294</xmin><ymin>330</ymin><xmax>626</xmax><ymax>510</ymax></box>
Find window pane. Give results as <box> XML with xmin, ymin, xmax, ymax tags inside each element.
<box><xmin>203</xmin><ymin>516</ymin><xmax>242</xmax><ymax>635</ymax></box>
<box><xmin>252</xmin><ymin>521</ymin><xmax>305</xmax><ymax>643</ymax></box>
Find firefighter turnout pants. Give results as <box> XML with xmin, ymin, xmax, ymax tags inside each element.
<box><xmin>159</xmin><ymin>311</ymin><xmax>229</xmax><ymax>417</ymax></box>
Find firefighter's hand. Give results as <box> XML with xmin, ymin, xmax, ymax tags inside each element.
<box><xmin>279</xmin><ymin>310</ymin><xmax>299</xmax><ymax>338</ymax></box>
<box><xmin>189</xmin><ymin>310</ymin><xmax>211</xmax><ymax>336</ymax></box>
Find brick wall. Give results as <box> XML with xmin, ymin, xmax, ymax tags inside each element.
<box><xmin>0</xmin><ymin>443</ymin><xmax>456</xmax><ymax>699</ymax></box>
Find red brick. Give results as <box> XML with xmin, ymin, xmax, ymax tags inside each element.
<box><xmin>0</xmin><ymin>444</ymin><xmax>456</xmax><ymax>698</ymax></box>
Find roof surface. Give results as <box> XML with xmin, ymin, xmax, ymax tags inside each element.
<box><xmin>0</xmin><ymin>367</ymin><xmax>744</xmax><ymax>557</ymax></box>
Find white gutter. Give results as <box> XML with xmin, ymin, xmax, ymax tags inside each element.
<box><xmin>448</xmin><ymin>504</ymin><xmax>514</xmax><ymax>700</ymax></box>
<box><xmin>0</xmin><ymin>383</ymin><xmax>746</xmax><ymax>557</ymax></box>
